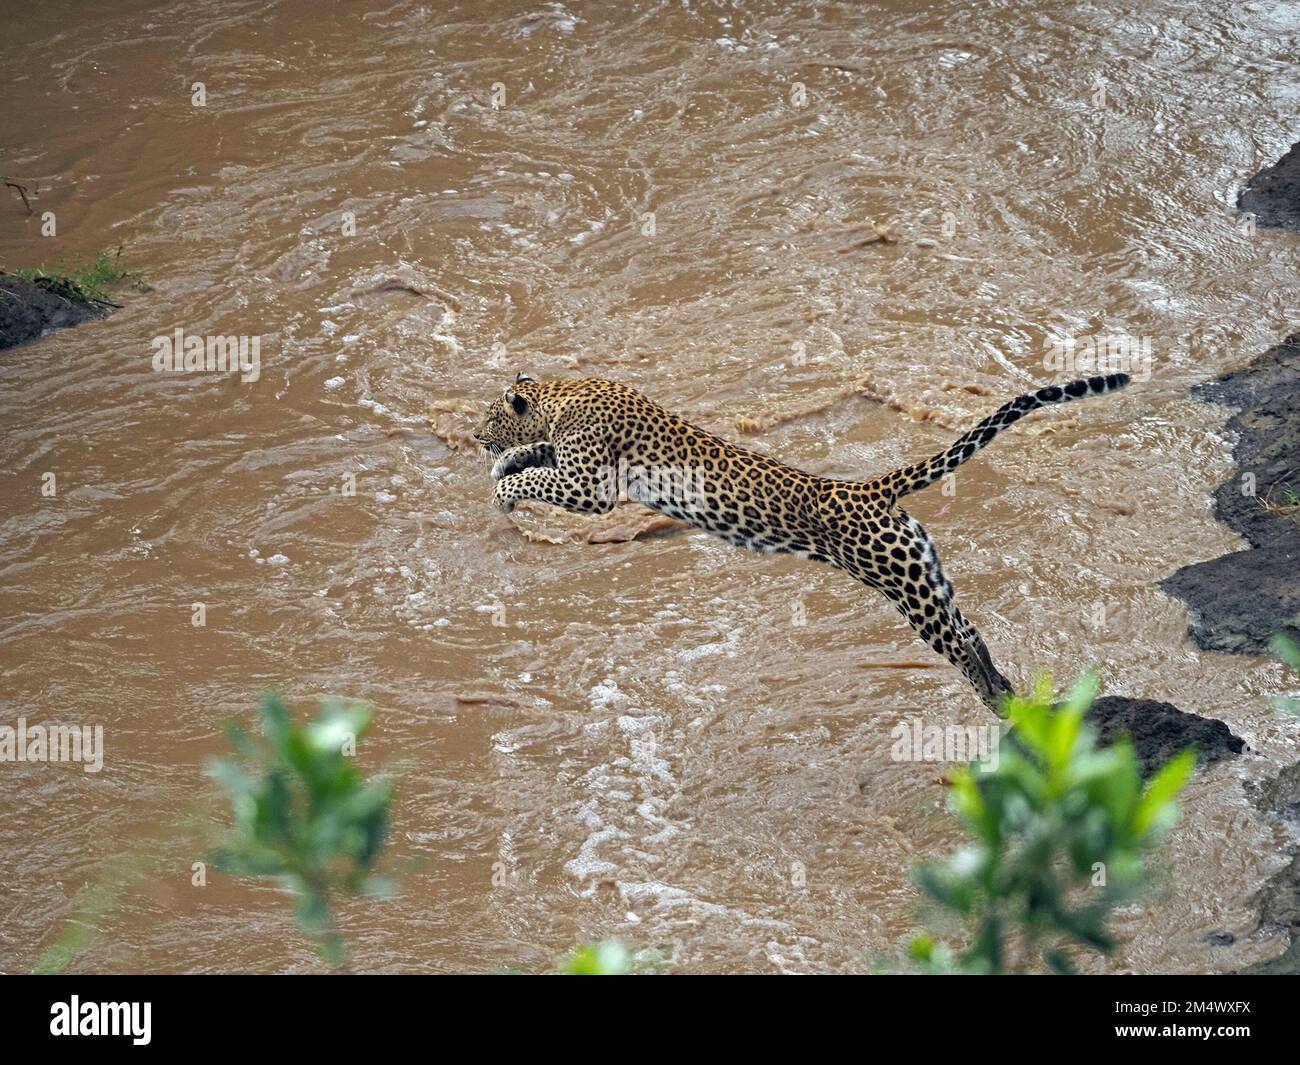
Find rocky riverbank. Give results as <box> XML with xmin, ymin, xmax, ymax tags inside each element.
<box><xmin>0</xmin><ymin>270</ymin><xmax>113</xmax><ymax>350</ymax></box>
<box><xmin>1160</xmin><ymin>332</ymin><xmax>1300</xmax><ymax>974</ymax></box>
<box><xmin>1239</xmin><ymin>140</ymin><xmax>1300</xmax><ymax>232</ymax></box>
<box><xmin>1241</xmin><ymin>760</ymin><xmax>1300</xmax><ymax>973</ymax></box>
<box><xmin>1086</xmin><ymin>696</ymin><xmax>1244</xmax><ymax>776</ymax></box>
<box><xmin>1159</xmin><ymin>139</ymin><xmax>1300</xmax><ymax>974</ymax></box>
<box><xmin>1161</xmin><ymin>333</ymin><xmax>1300</xmax><ymax>654</ymax></box>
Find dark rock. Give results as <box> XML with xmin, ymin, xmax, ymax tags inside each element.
<box><xmin>1227</xmin><ymin>764</ymin><xmax>1300</xmax><ymax>972</ymax></box>
<box><xmin>1254</xmin><ymin>851</ymin><xmax>1300</xmax><ymax>935</ymax></box>
<box><xmin>1161</xmin><ymin>544</ymin><xmax>1300</xmax><ymax>655</ymax></box>
<box><xmin>1239</xmin><ymin>140</ymin><xmax>1300</xmax><ymax>233</ymax></box>
<box><xmin>1237</xmin><ymin>759</ymin><xmax>1300</xmax><ymax>973</ymax></box>
<box><xmin>1174</xmin><ymin>146</ymin><xmax>1300</xmax><ymax>975</ymax></box>
<box><xmin>1252</xmin><ymin>757</ymin><xmax>1300</xmax><ymax>827</ymax></box>
<box><xmin>1162</xmin><ymin>332</ymin><xmax>1300</xmax><ymax>654</ymax></box>
<box><xmin>1197</xmin><ymin>332</ymin><xmax>1300</xmax><ymax>555</ymax></box>
<box><xmin>1204</xmin><ymin>930</ymin><xmax>1235</xmax><ymax>946</ymax></box>
<box><xmin>1085</xmin><ymin>696</ymin><xmax>1245</xmax><ymax>776</ymax></box>
<box><xmin>0</xmin><ymin>272</ymin><xmax>110</xmax><ymax>350</ymax></box>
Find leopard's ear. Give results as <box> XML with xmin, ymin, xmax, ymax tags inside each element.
<box><xmin>515</xmin><ymin>372</ymin><xmax>535</xmax><ymax>385</ymax></box>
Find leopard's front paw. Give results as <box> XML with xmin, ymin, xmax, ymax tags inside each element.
<box><xmin>491</xmin><ymin>443</ymin><xmax>554</xmax><ymax>482</ymax></box>
<box><xmin>490</xmin><ymin>454</ymin><xmax>516</xmax><ymax>482</ymax></box>
<box><xmin>492</xmin><ymin>478</ymin><xmax>518</xmax><ymax>513</ymax></box>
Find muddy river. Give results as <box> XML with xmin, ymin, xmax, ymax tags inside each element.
<box><xmin>2</xmin><ymin>0</ymin><xmax>1299</xmax><ymax>973</ymax></box>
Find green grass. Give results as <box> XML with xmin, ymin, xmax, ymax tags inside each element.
<box><xmin>12</xmin><ymin>249</ymin><xmax>136</xmax><ymax>305</ymax></box>
<box><xmin>1260</xmin><ymin>482</ymin><xmax>1300</xmax><ymax>528</ymax></box>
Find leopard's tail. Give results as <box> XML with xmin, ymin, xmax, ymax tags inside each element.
<box><xmin>869</xmin><ymin>373</ymin><xmax>1131</xmax><ymax>501</ymax></box>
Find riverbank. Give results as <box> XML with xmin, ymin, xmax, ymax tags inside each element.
<box><xmin>1086</xmin><ymin>696</ymin><xmax>1244</xmax><ymax>776</ymax></box>
<box><xmin>0</xmin><ymin>270</ymin><xmax>114</xmax><ymax>350</ymax></box>
<box><xmin>1239</xmin><ymin>140</ymin><xmax>1300</xmax><ymax>232</ymax></box>
<box><xmin>1242</xmin><ymin>759</ymin><xmax>1300</xmax><ymax>973</ymax></box>
<box><xmin>1161</xmin><ymin>332</ymin><xmax>1300</xmax><ymax>654</ymax></box>
<box><xmin>1158</xmin><ymin>328</ymin><xmax>1300</xmax><ymax>972</ymax></box>
<box><xmin>1160</xmin><ymin>139</ymin><xmax>1300</xmax><ymax>972</ymax></box>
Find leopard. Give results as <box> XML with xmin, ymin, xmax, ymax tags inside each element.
<box><xmin>473</xmin><ymin>371</ymin><xmax>1131</xmax><ymax>711</ymax></box>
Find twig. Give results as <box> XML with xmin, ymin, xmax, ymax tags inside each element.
<box><xmin>4</xmin><ymin>180</ymin><xmax>34</xmax><ymax>214</ymax></box>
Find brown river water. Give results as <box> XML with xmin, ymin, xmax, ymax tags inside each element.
<box><xmin>2</xmin><ymin>0</ymin><xmax>1300</xmax><ymax>974</ymax></box>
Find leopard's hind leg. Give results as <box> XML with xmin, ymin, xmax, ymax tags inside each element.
<box><xmin>841</xmin><ymin>507</ymin><xmax>1013</xmax><ymax>712</ymax></box>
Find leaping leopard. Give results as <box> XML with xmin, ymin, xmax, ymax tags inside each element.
<box><xmin>474</xmin><ymin>372</ymin><xmax>1131</xmax><ymax>710</ymax></box>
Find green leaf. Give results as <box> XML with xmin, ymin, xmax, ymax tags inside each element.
<box><xmin>206</xmin><ymin>756</ymin><xmax>255</xmax><ymax>800</ymax></box>
<box><xmin>908</xmin><ymin>935</ymin><xmax>936</xmax><ymax>962</ymax></box>
<box><xmin>295</xmin><ymin>889</ymin><xmax>330</xmax><ymax>933</ymax></box>
<box><xmin>1134</xmin><ymin>748</ymin><xmax>1195</xmax><ymax>838</ymax></box>
<box><xmin>907</xmin><ymin>669</ymin><xmax>1192</xmax><ymax>975</ymax></box>
<box><xmin>1271</xmin><ymin>633</ymin><xmax>1300</xmax><ymax>671</ymax></box>
<box><xmin>915</xmin><ymin>862</ymin><xmax>975</xmax><ymax>914</ymax></box>
<box><xmin>560</xmin><ymin>939</ymin><xmax>632</xmax><ymax>975</ymax></box>
<box><xmin>207</xmin><ymin>692</ymin><xmax>397</xmax><ymax>969</ymax></box>
<box><xmin>948</xmin><ymin>770</ymin><xmax>987</xmax><ymax>831</ymax></box>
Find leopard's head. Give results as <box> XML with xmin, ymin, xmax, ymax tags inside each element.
<box><xmin>473</xmin><ymin>373</ymin><xmax>547</xmax><ymax>457</ymax></box>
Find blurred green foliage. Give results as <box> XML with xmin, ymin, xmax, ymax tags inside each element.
<box><xmin>559</xmin><ymin>939</ymin><xmax>634</xmax><ymax>975</ymax></box>
<box><xmin>1271</xmin><ymin>634</ymin><xmax>1300</xmax><ymax>716</ymax></box>
<box><xmin>208</xmin><ymin>694</ymin><xmax>395</xmax><ymax>967</ymax></box>
<box><xmin>33</xmin><ymin>848</ymin><xmax>158</xmax><ymax>975</ymax></box>
<box><xmin>910</xmin><ymin>673</ymin><xmax>1195</xmax><ymax>974</ymax></box>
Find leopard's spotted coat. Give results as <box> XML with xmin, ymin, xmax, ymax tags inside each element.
<box><xmin>474</xmin><ymin>372</ymin><xmax>1130</xmax><ymax>709</ymax></box>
